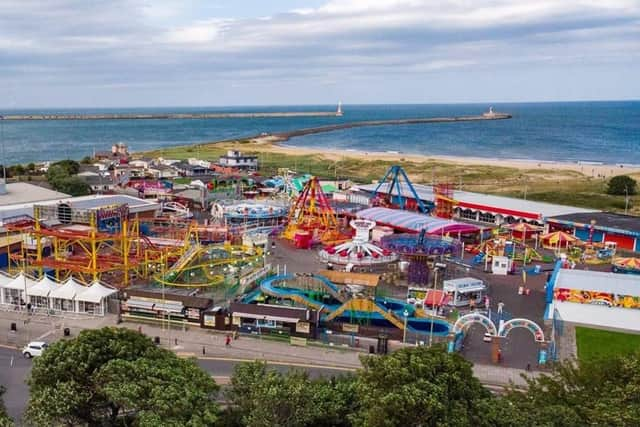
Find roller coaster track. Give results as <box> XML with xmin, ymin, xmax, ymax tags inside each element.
<box><xmin>169</xmin><ymin>244</ymin><xmax>201</xmax><ymax>272</ymax></box>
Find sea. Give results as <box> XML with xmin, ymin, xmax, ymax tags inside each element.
<box><xmin>0</xmin><ymin>101</ymin><xmax>638</xmax><ymax>166</ymax></box>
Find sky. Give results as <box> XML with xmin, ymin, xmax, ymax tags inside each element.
<box><xmin>0</xmin><ymin>0</ymin><xmax>638</xmax><ymax>108</ymax></box>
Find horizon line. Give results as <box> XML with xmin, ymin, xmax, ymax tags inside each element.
<box><xmin>0</xmin><ymin>98</ymin><xmax>639</xmax><ymax>112</ymax></box>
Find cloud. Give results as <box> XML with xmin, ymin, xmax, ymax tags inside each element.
<box><xmin>0</xmin><ymin>0</ymin><xmax>638</xmax><ymax>106</ymax></box>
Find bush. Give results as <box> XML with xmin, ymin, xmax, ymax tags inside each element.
<box><xmin>607</xmin><ymin>175</ymin><xmax>637</xmax><ymax>196</ymax></box>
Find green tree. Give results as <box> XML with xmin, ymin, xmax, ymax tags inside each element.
<box><xmin>54</xmin><ymin>176</ymin><xmax>91</xmax><ymax>196</ymax></box>
<box><xmin>12</xmin><ymin>165</ymin><xmax>25</xmax><ymax>177</ymax></box>
<box><xmin>50</xmin><ymin>159</ymin><xmax>81</xmax><ymax>176</ymax></box>
<box><xmin>352</xmin><ymin>346</ymin><xmax>491</xmax><ymax>427</ymax></box>
<box><xmin>607</xmin><ymin>175</ymin><xmax>637</xmax><ymax>196</ymax></box>
<box><xmin>26</xmin><ymin>163</ymin><xmax>36</xmax><ymax>173</ymax></box>
<box><xmin>0</xmin><ymin>385</ymin><xmax>13</xmax><ymax>427</ymax></box>
<box><xmin>501</xmin><ymin>353</ymin><xmax>640</xmax><ymax>427</ymax></box>
<box><xmin>81</xmin><ymin>156</ymin><xmax>93</xmax><ymax>164</ymax></box>
<box><xmin>25</xmin><ymin>327</ymin><xmax>219</xmax><ymax>426</ymax></box>
<box><xmin>225</xmin><ymin>361</ymin><xmax>356</xmax><ymax>427</ymax></box>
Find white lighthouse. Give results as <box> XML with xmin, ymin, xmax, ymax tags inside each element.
<box><xmin>336</xmin><ymin>101</ymin><xmax>343</xmax><ymax>116</ymax></box>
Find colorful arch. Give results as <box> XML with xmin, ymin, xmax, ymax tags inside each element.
<box><xmin>498</xmin><ymin>318</ymin><xmax>545</xmax><ymax>342</ymax></box>
<box><xmin>452</xmin><ymin>313</ymin><xmax>498</xmax><ymax>336</ymax></box>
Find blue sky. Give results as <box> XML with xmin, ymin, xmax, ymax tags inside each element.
<box><xmin>0</xmin><ymin>0</ymin><xmax>638</xmax><ymax>108</ymax></box>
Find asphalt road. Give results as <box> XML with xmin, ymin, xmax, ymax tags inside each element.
<box><xmin>0</xmin><ymin>346</ymin><xmax>353</xmax><ymax>424</ymax></box>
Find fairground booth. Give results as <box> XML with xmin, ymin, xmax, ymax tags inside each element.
<box><xmin>546</xmin><ymin>212</ymin><xmax>640</xmax><ymax>253</ymax></box>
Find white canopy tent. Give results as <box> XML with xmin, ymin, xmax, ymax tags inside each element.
<box><xmin>26</xmin><ymin>276</ymin><xmax>61</xmax><ymax>309</ymax></box>
<box><xmin>49</xmin><ymin>278</ymin><xmax>88</xmax><ymax>312</ymax></box>
<box><xmin>0</xmin><ymin>272</ymin><xmax>37</xmax><ymax>306</ymax></box>
<box><xmin>76</xmin><ymin>281</ymin><xmax>118</xmax><ymax>315</ymax></box>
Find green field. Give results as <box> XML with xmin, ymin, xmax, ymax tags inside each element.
<box><xmin>575</xmin><ymin>326</ymin><xmax>640</xmax><ymax>361</ymax></box>
<box><xmin>142</xmin><ymin>140</ymin><xmax>640</xmax><ymax>214</ymax></box>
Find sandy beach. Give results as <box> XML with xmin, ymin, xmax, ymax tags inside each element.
<box><xmin>245</xmin><ymin>135</ymin><xmax>640</xmax><ymax>179</ymax></box>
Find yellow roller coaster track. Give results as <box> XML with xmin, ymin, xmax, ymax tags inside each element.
<box><xmin>153</xmin><ymin>244</ymin><xmax>264</xmax><ymax>288</ymax></box>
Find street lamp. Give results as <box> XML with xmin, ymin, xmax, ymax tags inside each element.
<box><xmin>430</xmin><ymin>263</ymin><xmax>447</xmax><ymax>347</ymax></box>
<box><xmin>402</xmin><ymin>309</ymin><xmax>409</xmax><ymax>344</ymax></box>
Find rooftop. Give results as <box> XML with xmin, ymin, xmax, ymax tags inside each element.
<box><xmin>356</xmin><ymin>182</ymin><xmax>598</xmax><ymax>219</ymax></box>
<box><xmin>0</xmin><ymin>182</ymin><xmax>69</xmax><ymax>207</ymax></box>
<box><xmin>554</xmin><ymin>268</ymin><xmax>640</xmax><ymax>296</ymax></box>
<box><xmin>0</xmin><ymin>194</ymin><xmax>160</xmax><ymax>225</ymax></box>
<box><xmin>547</xmin><ymin>211</ymin><xmax>640</xmax><ymax>232</ymax></box>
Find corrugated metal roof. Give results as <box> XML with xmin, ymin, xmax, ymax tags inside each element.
<box><xmin>555</xmin><ymin>269</ymin><xmax>640</xmax><ymax>296</ymax></box>
<box><xmin>0</xmin><ymin>194</ymin><xmax>160</xmax><ymax>224</ymax></box>
<box><xmin>550</xmin><ymin>301</ymin><xmax>640</xmax><ymax>333</ymax></box>
<box><xmin>356</xmin><ymin>182</ymin><xmax>598</xmax><ymax>218</ymax></box>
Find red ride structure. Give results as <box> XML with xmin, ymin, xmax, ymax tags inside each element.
<box><xmin>282</xmin><ymin>176</ymin><xmax>349</xmax><ymax>248</ymax></box>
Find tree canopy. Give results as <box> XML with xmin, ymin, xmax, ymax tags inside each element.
<box><xmin>45</xmin><ymin>160</ymin><xmax>90</xmax><ymax>196</ymax></box>
<box><xmin>0</xmin><ymin>385</ymin><xmax>12</xmax><ymax>427</ymax></box>
<box><xmin>501</xmin><ymin>353</ymin><xmax>640</xmax><ymax>427</ymax></box>
<box><xmin>224</xmin><ymin>361</ymin><xmax>357</xmax><ymax>427</ymax></box>
<box><xmin>607</xmin><ymin>175</ymin><xmax>637</xmax><ymax>196</ymax></box>
<box><xmin>353</xmin><ymin>346</ymin><xmax>491</xmax><ymax>427</ymax></box>
<box><xmin>25</xmin><ymin>327</ymin><xmax>219</xmax><ymax>427</ymax></box>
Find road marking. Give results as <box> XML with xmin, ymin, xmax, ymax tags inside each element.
<box><xmin>195</xmin><ymin>355</ymin><xmax>358</xmax><ymax>371</ymax></box>
<box><xmin>0</xmin><ymin>344</ymin><xmax>18</xmax><ymax>351</ymax></box>
<box><xmin>36</xmin><ymin>330</ymin><xmax>55</xmax><ymax>341</ymax></box>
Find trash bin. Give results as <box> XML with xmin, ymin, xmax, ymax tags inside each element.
<box><xmin>10</xmin><ymin>322</ymin><xmax>16</xmax><ymax>332</ymax></box>
<box><xmin>154</xmin><ymin>336</ymin><xmax>160</xmax><ymax>345</ymax></box>
<box><xmin>63</xmin><ymin>328</ymin><xmax>70</xmax><ymax>337</ymax></box>
<box><xmin>369</xmin><ymin>345</ymin><xmax>375</xmax><ymax>354</ymax></box>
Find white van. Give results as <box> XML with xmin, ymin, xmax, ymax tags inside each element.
<box><xmin>443</xmin><ymin>277</ymin><xmax>487</xmax><ymax>307</ymax></box>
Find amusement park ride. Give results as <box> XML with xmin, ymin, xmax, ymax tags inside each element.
<box><xmin>282</xmin><ymin>176</ymin><xmax>350</xmax><ymax>248</ymax></box>
<box><xmin>7</xmin><ymin>203</ymin><xmax>195</xmax><ymax>286</ymax></box>
<box><xmin>319</xmin><ymin>219</ymin><xmax>398</xmax><ymax>272</ymax></box>
<box><xmin>372</xmin><ymin>165</ymin><xmax>430</xmax><ymax>213</ymax></box>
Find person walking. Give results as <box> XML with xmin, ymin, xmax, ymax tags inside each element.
<box><xmin>497</xmin><ymin>301</ymin><xmax>504</xmax><ymax>316</ymax></box>
<box><xmin>225</xmin><ymin>334</ymin><xmax>231</xmax><ymax>346</ymax></box>
<box><xmin>469</xmin><ymin>298</ymin><xmax>476</xmax><ymax>312</ymax></box>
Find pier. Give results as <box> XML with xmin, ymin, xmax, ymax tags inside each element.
<box><xmin>268</xmin><ymin>113</ymin><xmax>512</xmax><ymax>142</ymax></box>
<box><xmin>0</xmin><ymin>110</ymin><xmax>343</xmax><ymax>121</ymax></box>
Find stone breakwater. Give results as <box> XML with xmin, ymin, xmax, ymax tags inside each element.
<box><xmin>269</xmin><ymin>114</ymin><xmax>512</xmax><ymax>142</ymax></box>
<box><xmin>0</xmin><ymin>111</ymin><xmax>342</xmax><ymax>120</ymax></box>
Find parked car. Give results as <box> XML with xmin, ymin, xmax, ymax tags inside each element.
<box><xmin>22</xmin><ymin>341</ymin><xmax>48</xmax><ymax>358</ymax></box>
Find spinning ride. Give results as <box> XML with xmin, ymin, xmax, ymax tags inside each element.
<box><xmin>319</xmin><ymin>219</ymin><xmax>398</xmax><ymax>271</ymax></box>
<box><xmin>380</xmin><ymin>231</ymin><xmax>461</xmax><ymax>285</ymax></box>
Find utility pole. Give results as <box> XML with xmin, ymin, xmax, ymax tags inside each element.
<box><xmin>625</xmin><ymin>186</ymin><xmax>630</xmax><ymax>214</ymax></box>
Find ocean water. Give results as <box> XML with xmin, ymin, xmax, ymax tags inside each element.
<box><xmin>0</xmin><ymin>101</ymin><xmax>638</xmax><ymax>165</ymax></box>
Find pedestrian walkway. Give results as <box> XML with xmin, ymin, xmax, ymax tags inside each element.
<box><xmin>121</xmin><ymin>322</ymin><xmax>363</xmax><ymax>369</ymax></box>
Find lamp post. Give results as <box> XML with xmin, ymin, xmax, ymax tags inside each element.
<box><xmin>430</xmin><ymin>263</ymin><xmax>447</xmax><ymax>347</ymax></box>
<box><xmin>402</xmin><ymin>309</ymin><xmax>409</xmax><ymax>344</ymax></box>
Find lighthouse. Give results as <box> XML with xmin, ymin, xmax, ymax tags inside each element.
<box><xmin>336</xmin><ymin>101</ymin><xmax>343</xmax><ymax>116</ymax></box>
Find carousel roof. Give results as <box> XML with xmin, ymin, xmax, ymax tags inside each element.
<box><xmin>541</xmin><ymin>231</ymin><xmax>579</xmax><ymax>244</ymax></box>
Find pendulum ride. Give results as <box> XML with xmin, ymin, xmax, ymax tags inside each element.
<box><xmin>282</xmin><ymin>176</ymin><xmax>349</xmax><ymax>248</ymax></box>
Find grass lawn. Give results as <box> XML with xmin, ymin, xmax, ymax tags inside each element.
<box><xmin>575</xmin><ymin>326</ymin><xmax>640</xmax><ymax>361</ymax></box>
<box><xmin>142</xmin><ymin>140</ymin><xmax>640</xmax><ymax>214</ymax></box>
